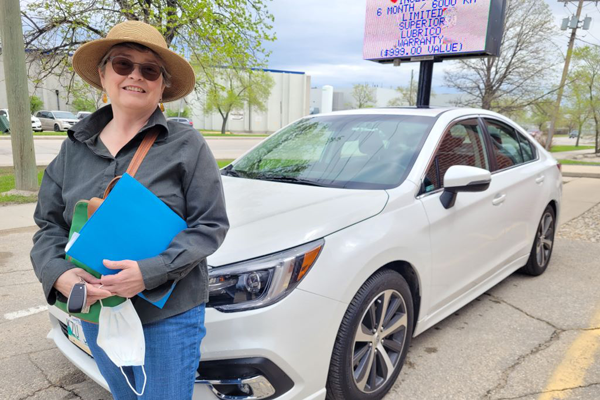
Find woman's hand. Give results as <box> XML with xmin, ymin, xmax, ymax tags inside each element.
<box><xmin>100</xmin><ymin>260</ymin><xmax>146</xmax><ymax>298</ymax></box>
<box><xmin>54</xmin><ymin>269</ymin><xmax>113</xmax><ymax>308</ymax></box>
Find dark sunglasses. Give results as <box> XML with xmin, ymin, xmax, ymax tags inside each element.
<box><xmin>108</xmin><ymin>56</ymin><xmax>164</xmax><ymax>81</ymax></box>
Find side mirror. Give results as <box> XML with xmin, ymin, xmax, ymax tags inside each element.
<box><xmin>440</xmin><ymin>166</ymin><xmax>491</xmax><ymax>209</ymax></box>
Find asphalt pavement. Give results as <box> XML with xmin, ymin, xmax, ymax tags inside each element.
<box><xmin>1</xmin><ymin>177</ymin><xmax>599</xmax><ymax>400</ymax></box>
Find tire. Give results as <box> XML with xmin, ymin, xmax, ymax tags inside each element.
<box><xmin>521</xmin><ymin>205</ymin><xmax>556</xmax><ymax>276</ymax></box>
<box><xmin>54</xmin><ymin>123</ymin><xmax>60</xmax><ymax>132</ymax></box>
<box><xmin>326</xmin><ymin>270</ymin><xmax>414</xmax><ymax>400</ymax></box>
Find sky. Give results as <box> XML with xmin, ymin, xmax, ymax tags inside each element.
<box><xmin>264</xmin><ymin>0</ymin><xmax>600</xmax><ymax>92</ymax></box>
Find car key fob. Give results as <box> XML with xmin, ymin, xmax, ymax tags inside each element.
<box><xmin>67</xmin><ymin>283</ymin><xmax>87</xmax><ymax>314</ymax></box>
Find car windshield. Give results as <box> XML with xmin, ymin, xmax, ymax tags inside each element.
<box><xmin>225</xmin><ymin>114</ymin><xmax>435</xmax><ymax>189</ymax></box>
<box><xmin>54</xmin><ymin>112</ymin><xmax>77</xmax><ymax>119</ymax></box>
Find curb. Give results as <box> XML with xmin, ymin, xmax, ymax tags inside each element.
<box><xmin>562</xmin><ymin>172</ymin><xmax>600</xmax><ymax>179</ymax></box>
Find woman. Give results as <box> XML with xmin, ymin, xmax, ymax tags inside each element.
<box><xmin>31</xmin><ymin>21</ymin><xmax>229</xmax><ymax>399</ymax></box>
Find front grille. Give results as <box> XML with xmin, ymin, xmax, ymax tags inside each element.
<box><xmin>59</xmin><ymin>321</ymin><xmax>69</xmax><ymax>338</ymax></box>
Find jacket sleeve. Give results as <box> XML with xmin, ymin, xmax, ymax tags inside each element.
<box><xmin>137</xmin><ymin>133</ymin><xmax>229</xmax><ymax>300</ymax></box>
<box><xmin>30</xmin><ymin>140</ymin><xmax>75</xmax><ymax>304</ymax></box>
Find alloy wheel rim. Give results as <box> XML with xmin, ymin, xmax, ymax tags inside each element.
<box><xmin>536</xmin><ymin>212</ymin><xmax>554</xmax><ymax>267</ymax></box>
<box><xmin>352</xmin><ymin>289</ymin><xmax>408</xmax><ymax>393</ymax></box>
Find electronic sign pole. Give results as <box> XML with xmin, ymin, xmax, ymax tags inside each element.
<box><xmin>363</xmin><ymin>0</ymin><xmax>507</xmax><ymax>108</ymax></box>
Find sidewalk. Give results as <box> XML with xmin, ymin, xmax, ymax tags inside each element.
<box><xmin>2</xmin><ymin>177</ymin><xmax>600</xmax><ymax>232</ymax></box>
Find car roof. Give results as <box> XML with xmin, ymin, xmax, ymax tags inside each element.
<box><xmin>312</xmin><ymin>107</ymin><xmax>519</xmax><ymax>121</ymax></box>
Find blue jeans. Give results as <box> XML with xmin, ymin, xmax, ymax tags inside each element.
<box><xmin>82</xmin><ymin>304</ymin><xmax>206</xmax><ymax>400</ymax></box>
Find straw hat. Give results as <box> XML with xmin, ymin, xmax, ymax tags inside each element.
<box><xmin>72</xmin><ymin>20</ymin><xmax>195</xmax><ymax>102</ymax></box>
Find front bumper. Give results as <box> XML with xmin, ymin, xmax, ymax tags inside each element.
<box><xmin>48</xmin><ymin>287</ymin><xmax>345</xmax><ymax>400</ymax></box>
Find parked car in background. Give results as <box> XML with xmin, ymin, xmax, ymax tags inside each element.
<box><xmin>568</xmin><ymin>130</ymin><xmax>579</xmax><ymax>139</ymax></box>
<box><xmin>167</xmin><ymin>116</ymin><xmax>194</xmax><ymax>127</ymax></box>
<box><xmin>31</xmin><ymin>115</ymin><xmax>43</xmax><ymax>132</ymax></box>
<box><xmin>35</xmin><ymin>110</ymin><xmax>79</xmax><ymax>132</ymax></box>
<box><xmin>76</xmin><ymin>111</ymin><xmax>92</xmax><ymax>120</ymax></box>
<box><xmin>0</xmin><ymin>108</ymin><xmax>44</xmax><ymax>132</ymax></box>
<box><xmin>48</xmin><ymin>107</ymin><xmax>562</xmax><ymax>400</ymax></box>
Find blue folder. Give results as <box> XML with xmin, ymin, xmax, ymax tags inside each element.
<box><xmin>66</xmin><ymin>173</ymin><xmax>188</xmax><ymax>308</ymax></box>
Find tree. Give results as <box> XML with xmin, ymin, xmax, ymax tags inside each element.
<box><xmin>30</xmin><ymin>95</ymin><xmax>44</xmax><ymax>114</ymax></box>
<box><xmin>166</xmin><ymin>106</ymin><xmax>191</xmax><ymax>118</ymax></box>
<box><xmin>572</xmin><ymin>46</ymin><xmax>600</xmax><ymax>154</ymax></box>
<box><xmin>69</xmin><ymin>81</ymin><xmax>102</xmax><ymax>111</ymax></box>
<box><xmin>199</xmin><ymin>67</ymin><xmax>274</xmax><ymax>134</ymax></box>
<box><xmin>564</xmin><ymin>80</ymin><xmax>591</xmax><ymax>147</ymax></box>
<box><xmin>21</xmin><ymin>0</ymin><xmax>275</xmax><ymax>96</ymax></box>
<box><xmin>444</xmin><ymin>0</ymin><xmax>558</xmax><ymax>114</ymax></box>
<box><xmin>351</xmin><ymin>84</ymin><xmax>376</xmax><ymax>109</ymax></box>
<box><xmin>388</xmin><ymin>70</ymin><xmax>417</xmax><ymax>107</ymax></box>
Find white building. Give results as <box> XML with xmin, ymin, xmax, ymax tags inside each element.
<box><xmin>188</xmin><ymin>69</ymin><xmax>311</xmax><ymax>134</ymax></box>
<box><xmin>0</xmin><ymin>50</ymin><xmax>68</xmax><ymax>112</ymax></box>
<box><xmin>309</xmin><ymin>86</ymin><xmax>463</xmax><ymax>113</ymax></box>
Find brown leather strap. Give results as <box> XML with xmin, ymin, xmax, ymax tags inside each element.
<box><xmin>126</xmin><ymin>127</ymin><xmax>160</xmax><ymax>177</ymax></box>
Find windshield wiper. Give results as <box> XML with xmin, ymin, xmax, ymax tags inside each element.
<box><xmin>221</xmin><ymin>165</ymin><xmax>242</xmax><ymax>177</ymax></box>
<box><xmin>254</xmin><ymin>175</ymin><xmax>327</xmax><ymax>187</ymax></box>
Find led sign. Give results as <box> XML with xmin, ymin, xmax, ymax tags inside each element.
<box><xmin>363</xmin><ymin>0</ymin><xmax>506</xmax><ymax>63</ymax></box>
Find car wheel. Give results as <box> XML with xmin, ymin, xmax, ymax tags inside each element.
<box><xmin>521</xmin><ymin>205</ymin><xmax>556</xmax><ymax>276</ymax></box>
<box><xmin>54</xmin><ymin>123</ymin><xmax>60</xmax><ymax>132</ymax></box>
<box><xmin>326</xmin><ymin>270</ymin><xmax>413</xmax><ymax>400</ymax></box>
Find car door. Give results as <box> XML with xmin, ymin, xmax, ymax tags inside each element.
<box><xmin>418</xmin><ymin>117</ymin><xmax>513</xmax><ymax>315</ymax></box>
<box><xmin>482</xmin><ymin>117</ymin><xmax>545</xmax><ymax>259</ymax></box>
<box><xmin>37</xmin><ymin>112</ymin><xmax>50</xmax><ymax>130</ymax></box>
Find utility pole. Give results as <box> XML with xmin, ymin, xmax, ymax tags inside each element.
<box><xmin>546</xmin><ymin>0</ymin><xmax>586</xmax><ymax>150</ymax></box>
<box><xmin>0</xmin><ymin>0</ymin><xmax>38</xmax><ymax>192</ymax></box>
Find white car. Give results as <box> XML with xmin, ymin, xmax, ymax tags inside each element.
<box><xmin>35</xmin><ymin>110</ymin><xmax>79</xmax><ymax>132</ymax></box>
<box><xmin>0</xmin><ymin>109</ymin><xmax>43</xmax><ymax>132</ymax></box>
<box><xmin>47</xmin><ymin>108</ymin><xmax>562</xmax><ymax>400</ymax></box>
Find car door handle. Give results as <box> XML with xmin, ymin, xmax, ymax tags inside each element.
<box><xmin>492</xmin><ymin>194</ymin><xmax>506</xmax><ymax>206</ymax></box>
<box><xmin>536</xmin><ymin>175</ymin><xmax>545</xmax><ymax>184</ymax></box>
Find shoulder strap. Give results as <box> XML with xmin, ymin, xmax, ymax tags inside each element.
<box><xmin>100</xmin><ymin>126</ymin><xmax>160</xmax><ymax>199</ymax></box>
<box><xmin>127</xmin><ymin>127</ymin><xmax>160</xmax><ymax>177</ymax></box>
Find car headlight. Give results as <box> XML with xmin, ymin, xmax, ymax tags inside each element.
<box><xmin>207</xmin><ymin>239</ymin><xmax>324</xmax><ymax>312</ymax></box>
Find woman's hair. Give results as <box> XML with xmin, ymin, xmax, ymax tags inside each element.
<box><xmin>97</xmin><ymin>42</ymin><xmax>172</xmax><ymax>87</ymax></box>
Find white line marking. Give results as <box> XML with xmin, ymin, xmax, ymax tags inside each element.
<box><xmin>4</xmin><ymin>305</ymin><xmax>48</xmax><ymax>320</ymax></box>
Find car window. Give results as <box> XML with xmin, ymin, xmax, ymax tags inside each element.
<box><xmin>517</xmin><ymin>131</ymin><xmax>536</xmax><ymax>162</ymax></box>
<box><xmin>228</xmin><ymin>114</ymin><xmax>435</xmax><ymax>190</ymax></box>
<box><xmin>423</xmin><ymin>119</ymin><xmax>489</xmax><ymax>193</ymax></box>
<box><xmin>484</xmin><ymin>119</ymin><xmax>524</xmax><ymax>169</ymax></box>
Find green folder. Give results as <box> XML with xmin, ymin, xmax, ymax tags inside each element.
<box><xmin>54</xmin><ymin>200</ymin><xmax>126</xmax><ymax>323</ymax></box>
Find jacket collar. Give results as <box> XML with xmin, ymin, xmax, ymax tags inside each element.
<box><xmin>68</xmin><ymin>105</ymin><xmax>168</xmax><ymax>143</ymax></box>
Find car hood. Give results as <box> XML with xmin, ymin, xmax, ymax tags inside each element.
<box><xmin>207</xmin><ymin>176</ymin><xmax>389</xmax><ymax>266</ymax></box>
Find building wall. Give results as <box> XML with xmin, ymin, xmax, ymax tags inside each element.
<box><xmin>188</xmin><ymin>70</ymin><xmax>311</xmax><ymax>134</ymax></box>
<box><xmin>310</xmin><ymin>86</ymin><xmax>464</xmax><ymax>113</ymax></box>
<box><xmin>0</xmin><ymin>51</ymin><xmax>74</xmax><ymax>112</ymax></box>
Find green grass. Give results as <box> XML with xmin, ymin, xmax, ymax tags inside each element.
<box><xmin>559</xmin><ymin>159</ymin><xmax>600</xmax><ymax>166</ymax></box>
<box><xmin>33</xmin><ymin>131</ymin><xmax>67</xmax><ymax>136</ymax></box>
<box><xmin>217</xmin><ymin>159</ymin><xmax>233</xmax><ymax>168</ymax></box>
<box><xmin>550</xmin><ymin>145</ymin><xmax>595</xmax><ymax>153</ymax></box>
<box><xmin>0</xmin><ymin>167</ymin><xmax>45</xmax><ymax>205</ymax></box>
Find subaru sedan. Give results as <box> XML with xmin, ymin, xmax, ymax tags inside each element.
<box><xmin>47</xmin><ymin>107</ymin><xmax>561</xmax><ymax>400</ymax></box>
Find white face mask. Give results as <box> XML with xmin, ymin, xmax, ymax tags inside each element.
<box><xmin>97</xmin><ymin>299</ymin><xmax>147</xmax><ymax>396</ymax></box>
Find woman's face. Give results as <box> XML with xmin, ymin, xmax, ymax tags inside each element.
<box><xmin>99</xmin><ymin>47</ymin><xmax>166</xmax><ymax>115</ymax></box>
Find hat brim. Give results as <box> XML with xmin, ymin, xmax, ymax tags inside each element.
<box><xmin>72</xmin><ymin>38</ymin><xmax>196</xmax><ymax>103</ymax></box>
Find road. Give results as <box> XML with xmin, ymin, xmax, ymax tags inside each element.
<box><xmin>0</xmin><ymin>136</ymin><xmax>265</xmax><ymax>167</ymax></box>
<box><xmin>1</xmin><ymin>178</ymin><xmax>599</xmax><ymax>399</ymax></box>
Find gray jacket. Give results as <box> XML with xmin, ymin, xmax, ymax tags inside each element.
<box><xmin>31</xmin><ymin>106</ymin><xmax>229</xmax><ymax>324</ymax></box>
